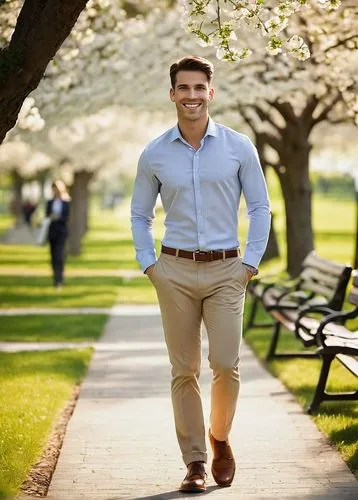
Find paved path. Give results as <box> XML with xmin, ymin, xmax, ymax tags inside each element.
<box><xmin>0</xmin><ymin>305</ymin><xmax>159</xmax><ymax>316</ymax></box>
<box><xmin>24</xmin><ymin>305</ymin><xmax>356</xmax><ymax>500</ymax></box>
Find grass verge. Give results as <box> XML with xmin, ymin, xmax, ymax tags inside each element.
<box><xmin>244</xmin><ymin>302</ymin><xmax>358</xmax><ymax>477</ymax></box>
<box><xmin>0</xmin><ymin>275</ymin><xmax>157</xmax><ymax>308</ymax></box>
<box><xmin>0</xmin><ymin>315</ymin><xmax>108</xmax><ymax>342</ymax></box>
<box><xmin>0</xmin><ymin>348</ymin><xmax>93</xmax><ymax>499</ymax></box>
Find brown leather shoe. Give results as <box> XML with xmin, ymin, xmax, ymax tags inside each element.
<box><xmin>179</xmin><ymin>461</ymin><xmax>206</xmax><ymax>493</ymax></box>
<box><xmin>209</xmin><ymin>429</ymin><xmax>236</xmax><ymax>487</ymax></box>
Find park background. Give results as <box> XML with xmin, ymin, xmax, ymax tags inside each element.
<box><xmin>0</xmin><ymin>1</ymin><xmax>357</xmax><ymax>498</ymax></box>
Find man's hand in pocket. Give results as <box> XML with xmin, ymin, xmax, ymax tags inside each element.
<box><xmin>144</xmin><ymin>264</ymin><xmax>156</xmax><ymax>281</ymax></box>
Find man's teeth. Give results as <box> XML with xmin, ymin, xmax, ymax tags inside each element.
<box><xmin>183</xmin><ymin>104</ymin><xmax>200</xmax><ymax>108</ymax></box>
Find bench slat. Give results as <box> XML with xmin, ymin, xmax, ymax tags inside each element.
<box><xmin>347</xmin><ymin>286</ymin><xmax>358</xmax><ymax>306</ymax></box>
<box><xmin>325</xmin><ymin>336</ymin><xmax>358</xmax><ymax>351</ymax></box>
<box><xmin>300</xmin><ymin>268</ymin><xmax>339</xmax><ymax>289</ymax></box>
<box><xmin>301</xmin><ymin>281</ymin><xmax>336</xmax><ymax>298</ymax></box>
<box><xmin>303</xmin><ymin>252</ymin><xmax>347</xmax><ymax>277</ymax></box>
<box><xmin>336</xmin><ymin>354</ymin><xmax>358</xmax><ymax>376</ymax></box>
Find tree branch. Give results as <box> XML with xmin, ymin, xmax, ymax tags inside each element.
<box><xmin>252</xmin><ymin>104</ymin><xmax>283</xmax><ymax>133</ymax></box>
<box><xmin>310</xmin><ymin>93</ymin><xmax>342</xmax><ymax>130</ymax></box>
<box><xmin>324</xmin><ymin>35</ymin><xmax>358</xmax><ymax>53</ymax></box>
<box><xmin>268</xmin><ymin>100</ymin><xmax>297</xmax><ymax>125</ymax></box>
<box><xmin>301</xmin><ymin>95</ymin><xmax>319</xmax><ymax>128</ymax></box>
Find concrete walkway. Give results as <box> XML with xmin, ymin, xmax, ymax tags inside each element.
<box><xmin>24</xmin><ymin>307</ymin><xmax>358</xmax><ymax>499</ymax></box>
<box><xmin>0</xmin><ymin>305</ymin><xmax>159</xmax><ymax>316</ymax></box>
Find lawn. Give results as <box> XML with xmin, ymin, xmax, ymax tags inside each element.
<box><xmin>0</xmin><ymin>275</ymin><xmax>157</xmax><ymax>308</ymax></box>
<box><xmin>244</xmin><ymin>301</ymin><xmax>358</xmax><ymax>477</ymax></box>
<box><xmin>0</xmin><ymin>348</ymin><xmax>92</xmax><ymax>499</ymax></box>
<box><xmin>0</xmin><ymin>315</ymin><xmax>108</xmax><ymax>342</ymax></box>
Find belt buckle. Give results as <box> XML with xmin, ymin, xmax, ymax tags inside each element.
<box><xmin>193</xmin><ymin>250</ymin><xmax>207</xmax><ymax>262</ymax></box>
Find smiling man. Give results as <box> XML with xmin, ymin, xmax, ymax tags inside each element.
<box><xmin>131</xmin><ymin>56</ymin><xmax>271</xmax><ymax>493</ymax></box>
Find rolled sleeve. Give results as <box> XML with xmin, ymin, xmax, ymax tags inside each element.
<box><xmin>239</xmin><ymin>138</ymin><xmax>271</xmax><ymax>269</ymax></box>
<box><xmin>130</xmin><ymin>149</ymin><xmax>159</xmax><ymax>272</ymax></box>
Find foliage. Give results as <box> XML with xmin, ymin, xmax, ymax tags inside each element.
<box><xmin>182</xmin><ymin>0</ymin><xmax>350</xmax><ymax>61</ymax></box>
<box><xmin>311</xmin><ymin>172</ymin><xmax>355</xmax><ymax>198</ymax></box>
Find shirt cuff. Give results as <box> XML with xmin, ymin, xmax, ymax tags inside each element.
<box><xmin>139</xmin><ymin>253</ymin><xmax>157</xmax><ymax>273</ymax></box>
<box><xmin>242</xmin><ymin>249</ymin><xmax>261</xmax><ymax>270</ymax></box>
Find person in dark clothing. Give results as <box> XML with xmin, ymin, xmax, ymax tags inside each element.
<box><xmin>22</xmin><ymin>199</ymin><xmax>37</xmax><ymax>226</ymax></box>
<box><xmin>46</xmin><ymin>180</ymin><xmax>70</xmax><ymax>288</ymax></box>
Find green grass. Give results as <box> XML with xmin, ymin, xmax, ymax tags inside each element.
<box><xmin>244</xmin><ymin>301</ymin><xmax>358</xmax><ymax>477</ymax></box>
<box><xmin>0</xmin><ymin>348</ymin><xmax>93</xmax><ymax>498</ymax></box>
<box><xmin>0</xmin><ymin>205</ymin><xmax>137</xmax><ymax>271</ymax></box>
<box><xmin>0</xmin><ymin>173</ymin><xmax>356</xmax><ymax>493</ymax></box>
<box><xmin>0</xmin><ymin>315</ymin><xmax>108</xmax><ymax>342</ymax></box>
<box><xmin>0</xmin><ymin>275</ymin><xmax>157</xmax><ymax>308</ymax></box>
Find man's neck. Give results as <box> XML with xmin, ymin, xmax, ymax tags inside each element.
<box><xmin>178</xmin><ymin>116</ymin><xmax>209</xmax><ymax>150</ymax></box>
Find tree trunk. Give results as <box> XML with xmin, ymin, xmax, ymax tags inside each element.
<box><xmin>261</xmin><ymin>213</ymin><xmax>280</xmax><ymax>262</ymax></box>
<box><xmin>0</xmin><ymin>0</ymin><xmax>89</xmax><ymax>144</ymax></box>
<box><xmin>278</xmin><ymin>140</ymin><xmax>314</xmax><ymax>277</ymax></box>
<box><xmin>10</xmin><ymin>170</ymin><xmax>24</xmax><ymax>226</ymax></box>
<box><xmin>354</xmin><ymin>190</ymin><xmax>358</xmax><ymax>269</ymax></box>
<box><xmin>255</xmin><ymin>138</ymin><xmax>280</xmax><ymax>261</ymax></box>
<box><xmin>68</xmin><ymin>170</ymin><xmax>93</xmax><ymax>255</ymax></box>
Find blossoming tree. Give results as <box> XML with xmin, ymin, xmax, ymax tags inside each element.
<box><xmin>106</xmin><ymin>5</ymin><xmax>357</xmax><ymax>275</ymax></box>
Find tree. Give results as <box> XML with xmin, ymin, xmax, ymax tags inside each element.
<box><xmin>109</xmin><ymin>5</ymin><xmax>357</xmax><ymax>275</ymax></box>
<box><xmin>0</xmin><ymin>0</ymin><xmax>173</xmax><ymax>144</ymax></box>
<box><xmin>0</xmin><ymin>0</ymin><xmax>90</xmax><ymax>144</ymax></box>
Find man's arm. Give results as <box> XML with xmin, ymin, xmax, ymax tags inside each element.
<box><xmin>131</xmin><ymin>149</ymin><xmax>159</xmax><ymax>273</ymax></box>
<box><xmin>239</xmin><ymin>137</ymin><xmax>271</xmax><ymax>272</ymax></box>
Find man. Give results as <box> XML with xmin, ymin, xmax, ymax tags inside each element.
<box><xmin>131</xmin><ymin>56</ymin><xmax>271</xmax><ymax>493</ymax></box>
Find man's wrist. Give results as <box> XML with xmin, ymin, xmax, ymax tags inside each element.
<box><xmin>242</xmin><ymin>263</ymin><xmax>258</xmax><ymax>276</ymax></box>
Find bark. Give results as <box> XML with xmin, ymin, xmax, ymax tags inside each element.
<box><xmin>261</xmin><ymin>213</ymin><xmax>280</xmax><ymax>262</ymax></box>
<box><xmin>10</xmin><ymin>170</ymin><xmax>24</xmax><ymax>225</ymax></box>
<box><xmin>68</xmin><ymin>170</ymin><xmax>93</xmax><ymax>256</ymax></box>
<box><xmin>255</xmin><ymin>134</ymin><xmax>280</xmax><ymax>261</ymax></box>
<box><xmin>277</xmin><ymin>124</ymin><xmax>314</xmax><ymax>277</ymax></box>
<box><xmin>354</xmin><ymin>191</ymin><xmax>358</xmax><ymax>269</ymax></box>
<box><xmin>0</xmin><ymin>0</ymin><xmax>89</xmax><ymax>144</ymax></box>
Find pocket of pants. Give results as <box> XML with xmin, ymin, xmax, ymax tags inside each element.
<box><xmin>235</xmin><ymin>259</ymin><xmax>249</xmax><ymax>289</ymax></box>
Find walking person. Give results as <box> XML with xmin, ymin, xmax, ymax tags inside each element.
<box><xmin>131</xmin><ymin>56</ymin><xmax>271</xmax><ymax>492</ymax></box>
<box><xmin>46</xmin><ymin>180</ymin><xmax>70</xmax><ymax>288</ymax></box>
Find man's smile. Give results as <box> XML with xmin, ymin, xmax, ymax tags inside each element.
<box><xmin>182</xmin><ymin>103</ymin><xmax>201</xmax><ymax>108</ymax></box>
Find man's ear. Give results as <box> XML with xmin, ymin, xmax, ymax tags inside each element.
<box><xmin>169</xmin><ymin>88</ymin><xmax>175</xmax><ymax>102</ymax></box>
<box><xmin>209</xmin><ymin>87</ymin><xmax>215</xmax><ymax>102</ymax></box>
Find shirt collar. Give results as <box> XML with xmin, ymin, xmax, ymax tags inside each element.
<box><xmin>169</xmin><ymin>116</ymin><xmax>217</xmax><ymax>143</ymax></box>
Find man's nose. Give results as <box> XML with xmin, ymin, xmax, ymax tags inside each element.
<box><xmin>188</xmin><ymin>88</ymin><xmax>197</xmax><ymax>99</ymax></box>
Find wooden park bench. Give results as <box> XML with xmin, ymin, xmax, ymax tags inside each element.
<box><xmin>245</xmin><ymin>252</ymin><xmax>352</xmax><ymax>361</ymax></box>
<box><xmin>307</xmin><ymin>274</ymin><xmax>358</xmax><ymax>413</ymax></box>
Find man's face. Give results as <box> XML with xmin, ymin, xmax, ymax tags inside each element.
<box><xmin>170</xmin><ymin>70</ymin><xmax>214</xmax><ymax>122</ymax></box>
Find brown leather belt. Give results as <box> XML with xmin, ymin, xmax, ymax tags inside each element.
<box><xmin>161</xmin><ymin>245</ymin><xmax>240</xmax><ymax>262</ymax></box>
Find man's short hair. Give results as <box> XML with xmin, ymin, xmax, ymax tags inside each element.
<box><xmin>170</xmin><ymin>56</ymin><xmax>214</xmax><ymax>88</ymax></box>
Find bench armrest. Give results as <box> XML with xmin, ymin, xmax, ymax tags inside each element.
<box><xmin>316</xmin><ymin>307</ymin><xmax>358</xmax><ymax>347</ymax></box>
<box><xmin>294</xmin><ymin>305</ymin><xmax>336</xmax><ymax>336</ymax></box>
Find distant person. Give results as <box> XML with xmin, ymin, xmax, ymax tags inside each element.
<box><xmin>22</xmin><ymin>199</ymin><xmax>37</xmax><ymax>226</ymax></box>
<box><xmin>46</xmin><ymin>180</ymin><xmax>70</xmax><ymax>288</ymax></box>
<box><xmin>131</xmin><ymin>56</ymin><xmax>271</xmax><ymax>492</ymax></box>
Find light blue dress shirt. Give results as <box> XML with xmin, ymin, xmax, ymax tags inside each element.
<box><xmin>131</xmin><ymin>117</ymin><xmax>271</xmax><ymax>272</ymax></box>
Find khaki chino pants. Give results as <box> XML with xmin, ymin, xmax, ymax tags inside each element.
<box><xmin>151</xmin><ymin>252</ymin><xmax>248</xmax><ymax>466</ymax></box>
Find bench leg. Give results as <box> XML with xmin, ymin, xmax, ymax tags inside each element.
<box><xmin>266</xmin><ymin>321</ymin><xmax>281</xmax><ymax>362</ymax></box>
<box><xmin>307</xmin><ymin>354</ymin><xmax>334</xmax><ymax>414</ymax></box>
